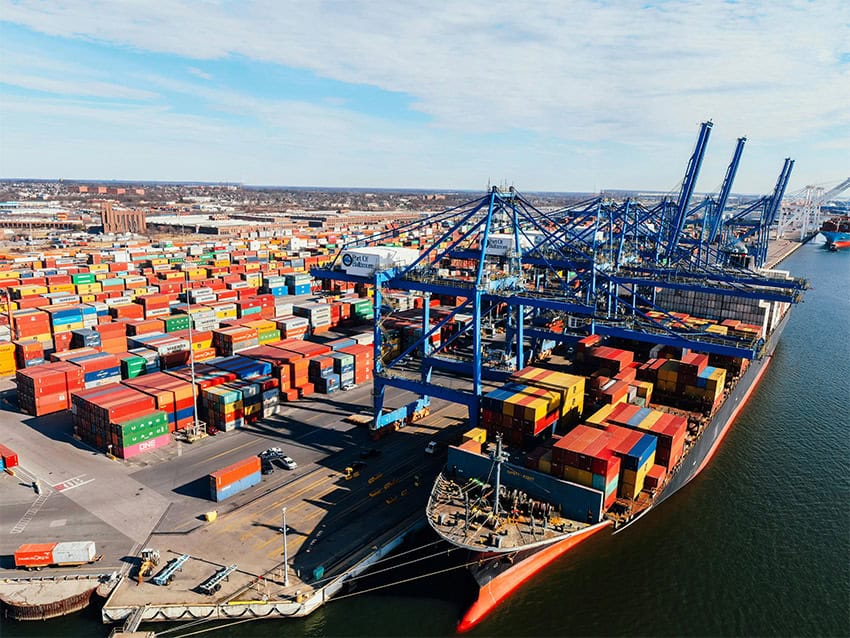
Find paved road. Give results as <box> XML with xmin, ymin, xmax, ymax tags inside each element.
<box><xmin>0</xmin><ymin>373</ymin><xmax>469</xmax><ymax>594</ymax></box>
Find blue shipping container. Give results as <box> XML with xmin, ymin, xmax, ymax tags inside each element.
<box><xmin>210</xmin><ymin>470</ymin><xmax>261</xmax><ymax>502</ymax></box>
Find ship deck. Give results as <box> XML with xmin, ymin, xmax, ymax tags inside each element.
<box><xmin>427</xmin><ymin>473</ymin><xmax>591</xmax><ymax>552</ymax></box>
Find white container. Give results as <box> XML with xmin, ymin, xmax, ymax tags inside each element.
<box><xmin>339</xmin><ymin>246</ymin><xmax>419</xmax><ymax>276</ymax></box>
<box><xmin>52</xmin><ymin>541</ymin><xmax>96</xmax><ymax>564</ymax></box>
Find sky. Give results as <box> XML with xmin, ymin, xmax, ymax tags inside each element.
<box><xmin>1</xmin><ymin>1</ymin><xmax>848</xmax><ymax>194</ymax></box>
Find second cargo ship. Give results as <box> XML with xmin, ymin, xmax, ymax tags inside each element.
<box><xmin>427</xmin><ymin>275</ymin><xmax>799</xmax><ymax>632</ymax></box>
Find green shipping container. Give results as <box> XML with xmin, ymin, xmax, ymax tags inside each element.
<box><xmin>163</xmin><ymin>315</ymin><xmax>191</xmax><ymax>332</ymax></box>
<box><xmin>116</xmin><ymin>421</ymin><xmax>169</xmax><ymax>446</ymax></box>
<box><xmin>113</xmin><ymin>410</ymin><xmax>168</xmax><ymax>437</ymax></box>
<box><xmin>72</xmin><ymin>273</ymin><xmax>96</xmax><ymax>284</ymax></box>
<box><xmin>120</xmin><ymin>355</ymin><xmax>147</xmax><ymax>375</ymax></box>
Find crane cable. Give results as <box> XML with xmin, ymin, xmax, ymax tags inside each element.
<box><xmin>169</xmin><ymin>553</ymin><xmax>506</xmax><ymax>637</ymax></box>
<box><xmin>330</xmin><ymin>553</ymin><xmax>503</xmax><ymax>602</ymax></box>
<box><xmin>157</xmin><ymin>541</ymin><xmax>466</xmax><ymax>637</ymax></box>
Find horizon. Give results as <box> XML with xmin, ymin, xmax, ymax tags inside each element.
<box><xmin>1</xmin><ymin>2</ymin><xmax>848</xmax><ymax>196</ymax></box>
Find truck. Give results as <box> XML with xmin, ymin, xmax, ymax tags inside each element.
<box><xmin>14</xmin><ymin>541</ymin><xmax>101</xmax><ymax>570</ymax></box>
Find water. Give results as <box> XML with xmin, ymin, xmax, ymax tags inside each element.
<box><xmin>4</xmin><ymin>243</ymin><xmax>849</xmax><ymax>637</ymax></box>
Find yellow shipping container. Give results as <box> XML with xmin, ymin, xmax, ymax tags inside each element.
<box><xmin>186</xmin><ymin>268</ymin><xmax>206</xmax><ymax>280</ymax></box>
<box><xmin>80</xmin><ymin>294</ymin><xmax>96</xmax><ymax>303</ymax></box>
<box><xmin>242</xmin><ymin>319</ymin><xmax>275</xmax><ymax>330</ymax></box>
<box><xmin>538</xmin><ymin>450</ymin><xmax>552</xmax><ymax>475</ymax></box>
<box><xmin>620</xmin><ymin>480</ymin><xmax>641</xmax><ymax>500</ymax></box>
<box><xmin>48</xmin><ymin>284</ymin><xmax>76</xmax><ymax>294</ymax></box>
<box><xmin>52</xmin><ymin>321</ymin><xmax>85</xmax><ymax>333</ymax></box>
<box><xmin>706</xmin><ymin>324</ymin><xmax>729</xmax><ymax>336</ymax></box>
<box><xmin>622</xmin><ymin>458</ymin><xmax>653</xmax><ymax>488</ymax></box>
<box><xmin>632</xmin><ymin>380</ymin><xmax>654</xmax><ymax>401</ymax></box>
<box><xmin>213</xmin><ymin>259</ymin><xmax>231</xmax><ymax>268</ymax></box>
<box><xmin>88</xmin><ymin>264</ymin><xmax>109</xmax><ymax>273</ymax></box>
<box><xmin>641</xmin><ymin>409</ymin><xmax>663</xmax><ymax>429</ymax></box>
<box><xmin>214</xmin><ymin>309</ymin><xmax>237</xmax><ymax>320</ymax></box>
<box><xmin>586</xmin><ymin>403</ymin><xmax>615</xmax><ymax>427</ymax></box>
<box><xmin>564</xmin><ymin>466</ymin><xmax>593</xmax><ymax>487</ymax></box>
<box><xmin>0</xmin><ymin>271</ymin><xmax>21</xmax><ymax>279</ymax></box>
<box><xmin>149</xmin><ymin>258</ymin><xmax>169</xmax><ymax>266</ymax></box>
<box><xmin>76</xmin><ymin>283</ymin><xmax>103</xmax><ymax>294</ymax></box>
<box><xmin>461</xmin><ymin>427</ymin><xmax>487</xmax><ymax>445</ymax></box>
<box><xmin>13</xmin><ymin>285</ymin><xmax>48</xmax><ymax>298</ymax></box>
<box><xmin>514</xmin><ymin>395</ymin><xmax>551</xmax><ymax>422</ymax></box>
<box><xmin>191</xmin><ymin>337</ymin><xmax>213</xmax><ymax>351</ymax></box>
<box><xmin>213</xmin><ymin>401</ymin><xmax>244</xmax><ymax>416</ymax></box>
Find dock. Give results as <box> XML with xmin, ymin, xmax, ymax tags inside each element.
<box><xmin>0</xmin><ymin>374</ymin><xmax>469</xmax><ymax>627</ymax></box>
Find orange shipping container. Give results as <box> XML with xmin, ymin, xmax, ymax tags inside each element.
<box><xmin>210</xmin><ymin>456</ymin><xmax>261</xmax><ymax>488</ymax></box>
<box><xmin>14</xmin><ymin>543</ymin><xmax>58</xmax><ymax>567</ymax></box>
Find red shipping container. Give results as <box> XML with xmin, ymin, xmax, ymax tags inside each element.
<box><xmin>14</xmin><ymin>543</ymin><xmax>57</xmax><ymax>568</ymax></box>
<box><xmin>0</xmin><ymin>443</ymin><xmax>20</xmax><ymax>468</ymax></box>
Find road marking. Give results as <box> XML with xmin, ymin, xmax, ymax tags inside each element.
<box><xmin>10</xmin><ymin>493</ymin><xmax>50</xmax><ymax>534</ymax></box>
<box><xmin>53</xmin><ymin>475</ymin><xmax>95</xmax><ymax>492</ymax></box>
<box><xmin>49</xmin><ymin>519</ymin><xmax>67</xmax><ymax>528</ymax></box>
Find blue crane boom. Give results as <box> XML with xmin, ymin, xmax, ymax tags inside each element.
<box><xmin>310</xmin><ymin>122</ymin><xmax>807</xmax><ymax>434</ymax></box>
<box><xmin>665</xmin><ymin>121</ymin><xmax>713</xmax><ymax>261</ymax></box>
<box><xmin>708</xmin><ymin>136</ymin><xmax>747</xmax><ymax>244</ymax></box>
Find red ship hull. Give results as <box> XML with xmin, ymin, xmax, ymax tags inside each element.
<box><xmin>457</xmin><ymin>521</ymin><xmax>611</xmax><ymax>633</ymax></box>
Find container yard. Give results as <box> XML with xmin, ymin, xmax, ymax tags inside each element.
<box><xmin>0</xmin><ymin>122</ymin><xmax>831</xmax><ymax>634</ymax></box>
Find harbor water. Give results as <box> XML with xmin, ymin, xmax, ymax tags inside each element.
<box><xmin>4</xmin><ymin>241</ymin><xmax>848</xmax><ymax>637</ymax></box>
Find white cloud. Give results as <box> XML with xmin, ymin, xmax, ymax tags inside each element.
<box><xmin>187</xmin><ymin>66</ymin><xmax>213</xmax><ymax>80</ymax></box>
<box><xmin>3</xmin><ymin>0</ymin><xmax>849</xmax><ymax>143</ymax></box>
<box><xmin>1</xmin><ymin>0</ymin><xmax>848</xmax><ymax>189</ymax></box>
<box><xmin>0</xmin><ymin>72</ymin><xmax>156</xmax><ymax>100</ymax></box>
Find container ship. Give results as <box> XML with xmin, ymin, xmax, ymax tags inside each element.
<box><xmin>819</xmin><ymin>216</ymin><xmax>850</xmax><ymax>250</ymax></box>
<box><xmin>427</xmin><ymin>285</ymin><xmax>797</xmax><ymax>632</ymax></box>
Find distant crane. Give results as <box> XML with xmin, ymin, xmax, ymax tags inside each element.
<box><xmin>776</xmin><ymin>177</ymin><xmax>850</xmax><ymax>240</ymax></box>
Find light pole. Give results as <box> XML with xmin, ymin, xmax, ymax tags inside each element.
<box><xmin>282</xmin><ymin>507</ymin><xmax>289</xmax><ymax>586</ymax></box>
<box><xmin>184</xmin><ymin>270</ymin><xmax>202</xmax><ymax>436</ymax></box>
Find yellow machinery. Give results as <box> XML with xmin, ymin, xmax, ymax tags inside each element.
<box><xmin>137</xmin><ymin>548</ymin><xmax>160</xmax><ymax>584</ymax></box>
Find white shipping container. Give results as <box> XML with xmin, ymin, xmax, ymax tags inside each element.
<box><xmin>479</xmin><ymin>233</ymin><xmax>540</xmax><ymax>256</ymax></box>
<box><xmin>105</xmin><ymin>296</ymin><xmax>134</xmax><ymax>307</ymax></box>
<box><xmin>52</xmin><ymin>541</ymin><xmax>96</xmax><ymax>564</ymax></box>
<box><xmin>339</xmin><ymin>246</ymin><xmax>419</xmax><ymax>276</ymax></box>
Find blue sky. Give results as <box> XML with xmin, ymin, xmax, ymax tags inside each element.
<box><xmin>1</xmin><ymin>1</ymin><xmax>848</xmax><ymax>194</ymax></box>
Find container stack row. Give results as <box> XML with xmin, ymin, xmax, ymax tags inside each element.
<box><xmin>70</xmin><ymin>386</ymin><xmax>171</xmax><ymax>458</ymax></box>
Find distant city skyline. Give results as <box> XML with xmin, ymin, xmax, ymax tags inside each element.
<box><xmin>1</xmin><ymin>1</ymin><xmax>848</xmax><ymax>196</ymax></box>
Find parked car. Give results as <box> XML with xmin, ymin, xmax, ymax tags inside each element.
<box><xmin>280</xmin><ymin>455</ymin><xmax>297</xmax><ymax>470</ymax></box>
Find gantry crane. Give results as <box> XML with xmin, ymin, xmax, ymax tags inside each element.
<box><xmin>311</xmin><ymin>123</ymin><xmax>808</xmax><ymax>435</ymax></box>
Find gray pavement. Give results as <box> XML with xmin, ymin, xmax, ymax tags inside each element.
<box><xmin>0</xmin><ymin>370</ymin><xmax>473</xmax><ymax>619</ymax></box>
